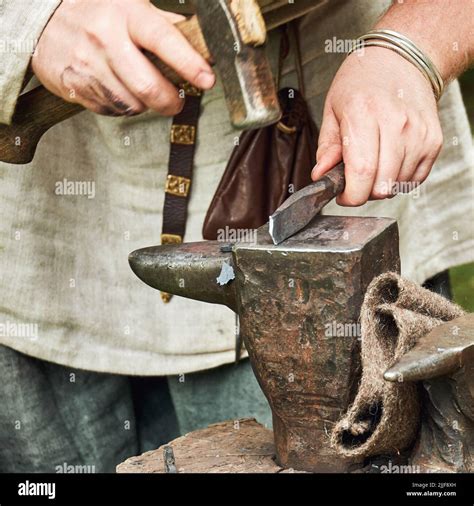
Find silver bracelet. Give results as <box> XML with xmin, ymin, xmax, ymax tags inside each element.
<box><xmin>348</xmin><ymin>29</ymin><xmax>444</xmax><ymax>101</ymax></box>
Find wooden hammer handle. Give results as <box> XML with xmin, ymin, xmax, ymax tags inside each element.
<box><xmin>0</xmin><ymin>16</ymin><xmax>209</xmax><ymax>165</ymax></box>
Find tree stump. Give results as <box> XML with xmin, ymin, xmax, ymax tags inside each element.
<box><xmin>116</xmin><ymin>418</ymin><xmax>294</xmax><ymax>473</ymax></box>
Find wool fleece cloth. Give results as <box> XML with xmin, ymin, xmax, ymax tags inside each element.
<box><xmin>331</xmin><ymin>272</ymin><xmax>465</xmax><ymax>458</ymax></box>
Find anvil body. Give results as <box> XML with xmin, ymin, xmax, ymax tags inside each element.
<box><xmin>129</xmin><ymin>215</ymin><xmax>400</xmax><ymax>472</ymax></box>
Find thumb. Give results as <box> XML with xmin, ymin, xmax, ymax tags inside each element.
<box><xmin>312</xmin><ymin>107</ymin><xmax>342</xmax><ymax>180</ymax></box>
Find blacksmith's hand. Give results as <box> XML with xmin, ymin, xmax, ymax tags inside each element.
<box><xmin>32</xmin><ymin>0</ymin><xmax>215</xmax><ymax>117</ymax></box>
<box><xmin>312</xmin><ymin>0</ymin><xmax>473</xmax><ymax>206</ymax></box>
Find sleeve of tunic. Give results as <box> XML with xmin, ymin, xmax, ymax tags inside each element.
<box><xmin>0</xmin><ymin>0</ymin><xmax>62</xmax><ymax>124</ymax></box>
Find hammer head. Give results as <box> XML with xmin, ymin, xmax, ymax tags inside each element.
<box><xmin>195</xmin><ymin>0</ymin><xmax>281</xmax><ymax>129</ymax></box>
<box><xmin>129</xmin><ymin>215</ymin><xmax>400</xmax><ymax>472</ymax></box>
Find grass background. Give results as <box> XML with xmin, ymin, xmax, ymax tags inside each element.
<box><xmin>449</xmin><ymin>69</ymin><xmax>473</xmax><ymax>311</ymax></box>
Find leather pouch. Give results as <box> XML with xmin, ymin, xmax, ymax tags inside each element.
<box><xmin>202</xmin><ymin>24</ymin><xmax>318</xmax><ymax>240</ymax></box>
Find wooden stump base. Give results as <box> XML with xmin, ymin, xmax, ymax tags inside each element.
<box><xmin>116</xmin><ymin>418</ymin><xmax>296</xmax><ymax>473</ymax></box>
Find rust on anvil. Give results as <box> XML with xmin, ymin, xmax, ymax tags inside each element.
<box><xmin>129</xmin><ymin>215</ymin><xmax>400</xmax><ymax>472</ymax></box>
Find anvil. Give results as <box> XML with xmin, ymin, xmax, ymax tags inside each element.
<box><xmin>129</xmin><ymin>215</ymin><xmax>400</xmax><ymax>472</ymax></box>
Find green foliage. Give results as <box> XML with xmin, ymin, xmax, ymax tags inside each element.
<box><xmin>450</xmin><ymin>72</ymin><xmax>473</xmax><ymax>311</ymax></box>
<box><xmin>459</xmin><ymin>68</ymin><xmax>474</xmax><ymax>129</ymax></box>
<box><xmin>450</xmin><ymin>263</ymin><xmax>474</xmax><ymax>311</ymax></box>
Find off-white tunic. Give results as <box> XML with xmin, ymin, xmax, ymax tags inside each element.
<box><xmin>0</xmin><ymin>0</ymin><xmax>472</xmax><ymax>375</ymax></box>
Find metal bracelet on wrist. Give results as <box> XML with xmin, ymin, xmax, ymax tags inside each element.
<box><xmin>347</xmin><ymin>29</ymin><xmax>444</xmax><ymax>101</ymax></box>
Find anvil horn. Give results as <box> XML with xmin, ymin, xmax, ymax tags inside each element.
<box><xmin>384</xmin><ymin>315</ymin><xmax>473</xmax><ymax>473</ymax></box>
<box><xmin>384</xmin><ymin>314</ymin><xmax>474</xmax><ymax>383</ymax></box>
<box><xmin>128</xmin><ymin>241</ymin><xmax>238</xmax><ymax>311</ymax></box>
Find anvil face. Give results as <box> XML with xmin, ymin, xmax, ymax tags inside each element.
<box><xmin>256</xmin><ymin>214</ymin><xmax>397</xmax><ymax>251</ymax></box>
<box><xmin>128</xmin><ymin>215</ymin><xmax>400</xmax><ymax>472</ymax></box>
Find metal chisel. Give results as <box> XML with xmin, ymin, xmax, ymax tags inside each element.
<box><xmin>269</xmin><ymin>162</ymin><xmax>346</xmax><ymax>245</ymax></box>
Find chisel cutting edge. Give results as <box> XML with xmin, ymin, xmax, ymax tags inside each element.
<box><xmin>268</xmin><ymin>162</ymin><xmax>346</xmax><ymax>245</ymax></box>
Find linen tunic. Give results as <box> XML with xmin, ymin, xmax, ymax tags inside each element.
<box><xmin>0</xmin><ymin>0</ymin><xmax>472</xmax><ymax>375</ymax></box>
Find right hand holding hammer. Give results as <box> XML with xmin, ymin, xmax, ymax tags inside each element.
<box><xmin>31</xmin><ymin>0</ymin><xmax>216</xmax><ymax>117</ymax></box>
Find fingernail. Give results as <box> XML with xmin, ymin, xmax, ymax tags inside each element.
<box><xmin>197</xmin><ymin>70</ymin><xmax>215</xmax><ymax>89</ymax></box>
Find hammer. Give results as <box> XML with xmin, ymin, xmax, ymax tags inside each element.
<box><xmin>0</xmin><ymin>0</ymin><xmax>281</xmax><ymax>165</ymax></box>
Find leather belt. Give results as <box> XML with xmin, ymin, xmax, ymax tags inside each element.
<box><xmin>161</xmin><ymin>83</ymin><xmax>203</xmax><ymax>303</ymax></box>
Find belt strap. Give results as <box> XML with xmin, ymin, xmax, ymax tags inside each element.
<box><xmin>161</xmin><ymin>83</ymin><xmax>203</xmax><ymax>303</ymax></box>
